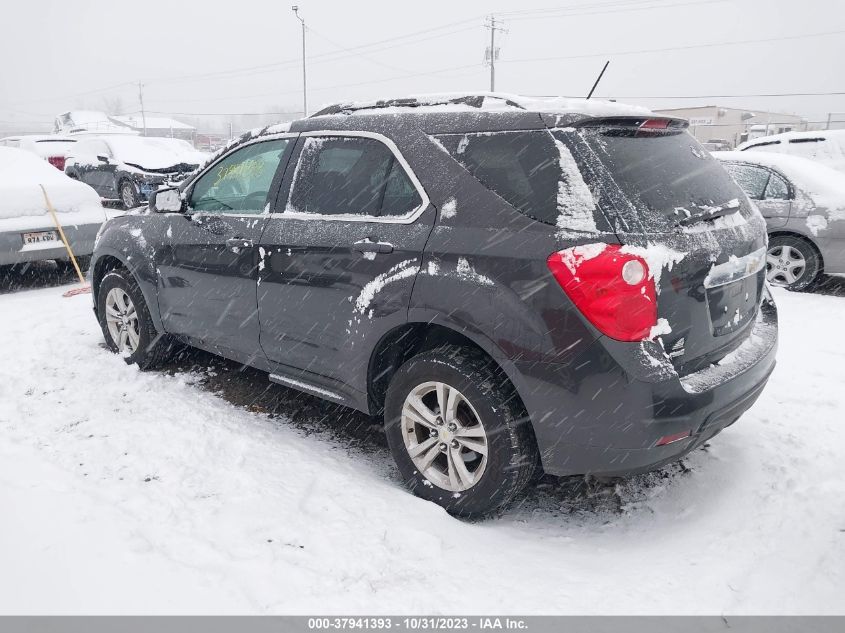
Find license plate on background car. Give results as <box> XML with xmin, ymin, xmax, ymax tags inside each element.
<box><xmin>22</xmin><ymin>230</ymin><xmax>59</xmax><ymax>245</ymax></box>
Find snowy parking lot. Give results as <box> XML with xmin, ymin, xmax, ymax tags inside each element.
<box><xmin>1</xmin><ymin>268</ymin><xmax>844</xmax><ymax>615</ymax></box>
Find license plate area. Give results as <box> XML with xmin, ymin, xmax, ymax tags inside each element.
<box><xmin>706</xmin><ymin>272</ymin><xmax>763</xmax><ymax>336</ymax></box>
<box><xmin>22</xmin><ymin>230</ymin><xmax>59</xmax><ymax>245</ymax></box>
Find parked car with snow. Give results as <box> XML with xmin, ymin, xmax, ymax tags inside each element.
<box><xmin>65</xmin><ymin>136</ymin><xmax>207</xmax><ymax>209</ymax></box>
<box><xmin>1</xmin><ymin>135</ymin><xmax>77</xmax><ymax>171</ymax></box>
<box><xmin>715</xmin><ymin>151</ymin><xmax>845</xmax><ymax>290</ymax></box>
<box><xmin>0</xmin><ymin>146</ymin><xmax>107</xmax><ymax>270</ymax></box>
<box><xmin>736</xmin><ymin>129</ymin><xmax>845</xmax><ymax>173</ymax></box>
<box><xmin>90</xmin><ymin>94</ymin><xmax>778</xmax><ymax>517</ymax></box>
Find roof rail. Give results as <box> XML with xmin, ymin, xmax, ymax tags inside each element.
<box><xmin>311</xmin><ymin>93</ymin><xmax>526</xmax><ymax>117</ymax></box>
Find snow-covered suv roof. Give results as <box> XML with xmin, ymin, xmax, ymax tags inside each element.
<box><xmin>310</xmin><ymin>91</ymin><xmax>652</xmax><ymax>119</ymax></box>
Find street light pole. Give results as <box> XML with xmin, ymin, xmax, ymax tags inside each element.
<box><xmin>292</xmin><ymin>6</ymin><xmax>307</xmax><ymax>117</ymax></box>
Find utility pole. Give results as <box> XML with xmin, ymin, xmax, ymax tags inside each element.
<box><xmin>138</xmin><ymin>81</ymin><xmax>147</xmax><ymax>137</ymax></box>
<box><xmin>484</xmin><ymin>15</ymin><xmax>505</xmax><ymax>92</ymax></box>
<box><xmin>292</xmin><ymin>6</ymin><xmax>307</xmax><ymax>116</ymax></box>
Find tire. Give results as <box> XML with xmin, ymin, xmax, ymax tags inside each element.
<box><xmin>384</xmin><ymin>345</ymin><xmax>539</xmax><ymax>518</ymax></box>
<box><xmin>766</xmin><ymin>235</ymin><xmax>821</xmax><ymax>291</ymax></box>
<box><xmin>119</xmin><ymin>179</ymin><xmax>140</xmax><ymax>210</ymax></box>
<box><xmin>96</xmin><ymin>269</ymin><xmax>174</xmax><ymax>370</ymax></box>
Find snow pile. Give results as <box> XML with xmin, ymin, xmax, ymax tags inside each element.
<box><xmin>554</xmin><ymin>139</ymin><xmax>598</xmax><ymax>235</ymax></box>
<box><xmin>440</xmin><ymin>197</ymin><xmax>457</xmax><ymax>219</ymax></box>
<box><xmin>0</xmin><ymin>147</ymin><xmax>105</xmax><ymax>225</ymax></box>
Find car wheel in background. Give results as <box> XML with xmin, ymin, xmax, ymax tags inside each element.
<box><xmin>96</xmin><ymin>269</ymin><xmax>175</xmax><ymax>370</ymax></box>
<box><xmin>384</xmin><ymin>345</ymin><xmax>539</xmax><ymax>518</ymax></box>
<box><xmin>119</xmin><ymin>179</ymin><xmax>140</xmax><ymax>209</ymax></box>
<box><xmin>766</xmin><ymin>235</ymin><xmax>821</xmax><ymax>291</ymax></box>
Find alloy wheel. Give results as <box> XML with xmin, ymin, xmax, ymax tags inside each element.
<box><xmin>121</xmin><ymin>183</ymin><xmax>136</xmax><ymax>208</ymax></box>
<box><xmin>104</xmin><ymin>287</ymin><xmax>140</xmax><ymax>354</ymax></box>
<box><xmin>400</xmin><ymin>381</ymin><xmax>488</xmax><ymax>492</ymax></box>
<box><xmin>766</xmin><ymin>244</ymin><xmax>806</xmax><ymax>286</ymax></box>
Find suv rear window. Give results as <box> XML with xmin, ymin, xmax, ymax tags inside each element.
<box><xmin>553</xmin><ymin>127</ymin><xmax>746</xmax><ymax>227</ymax></box>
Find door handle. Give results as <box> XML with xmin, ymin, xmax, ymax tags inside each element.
<box><xmin>353</xmin><ymin>239</ymin><xmax>394</xmax><ymax>254</ymax></box>
<box><xmin>226</xmin><ymin>237</ymin><xmax>254</xmax><ymax>252</ymax></box>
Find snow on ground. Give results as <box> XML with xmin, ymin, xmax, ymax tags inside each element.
<box><xmin>0</xmin><ymin>277</ymin><xmax>844</xmax><ymax>614</ymax></box>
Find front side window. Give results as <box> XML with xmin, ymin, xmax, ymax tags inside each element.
<box><xmin>764</xmin><ymin>172</ymin><xmax>790</xmax><ymax>200</ymax></box>
<box><xmin>722</xmin><ymin>163</ymin><xmax>770</xmax><ymax>200</ymax></box>
<box><xmin>286</xmin><ymin>136</ymin><xmax>421</xmax><ymax>217</ymax></box>
<box><xmin>190</xmin><ymin>139</ymin><xmax>289</xmax><ymax>214</ymax></box>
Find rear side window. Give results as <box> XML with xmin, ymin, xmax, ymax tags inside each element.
<box><xmin>764</xmin><ymin>172</ymin><xmax>789</xmax><ymax>200</ymax></box>
<box><xmin>434</xmin><ymin>131</ymin><xmax>599</xmax><ymax>231</ymax></box>
<box><xmin>435</xmin><ymin>132</ymin><xmax>559</xmax><ymax>224</ymax></box>
<box><xmin>286</xmin><ymin>136</ymin><xmax>421</xmax><ymax>218</ymax></box>
<box><xmin>722</xmin><ymin>163</ymin><xmax>770</xmax><ymax>200</ymax></box>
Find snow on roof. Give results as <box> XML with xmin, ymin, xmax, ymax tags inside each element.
<box><xmin>0</xmin><ymin>146</ymin><xmax>102</xmax><ymax>219</ymax></box>
<box><xmin>111</xmin><ymin>115</ymin><xmax>195</xmax><ymax>130</ymax></box>
<box><xmin>714</xmin><ymin>150</ymin><xmax>845</xmax><ymax>207</ymax></box>
<box><xmin>313</xmin><ymin>91</ymin><xmax>651</xmax><ymax>118</ymax></box>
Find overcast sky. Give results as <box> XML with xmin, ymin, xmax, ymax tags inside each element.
<box><xmin>1</xmin><ymin>0</ymin><xmax>843</xmax><ymax>134</ymax></box>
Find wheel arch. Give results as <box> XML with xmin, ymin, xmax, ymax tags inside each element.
<box><xmin>367</xmin><ymin>321</ymin><xmax>529</xmax><ymax>420</ymax></box>
<box><xmin>91</xmin><ymin>248</ymin><xmax>164</xmax><ymax>333</ymax></box>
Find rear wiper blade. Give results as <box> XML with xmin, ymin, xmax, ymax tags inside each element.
<box><xmin>674</xmin><ymin>198</ymin><xmax>741</xmax><ymax>226</ymax></box>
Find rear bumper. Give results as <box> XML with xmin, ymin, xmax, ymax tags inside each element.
<box><xmin>517</xmin><ymin>298</ymin><xmax>778</xmax><ymax>477</ymax></box>
<box><xmin>0</xmin><ymin>222</ymin><xmax>101</xmax><ymax>266</ymax></box>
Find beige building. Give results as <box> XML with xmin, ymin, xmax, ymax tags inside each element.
<box><xmin>653</xmin><ymin>105</ymin><xmax>810</xmax><ymax>148</ymax></box>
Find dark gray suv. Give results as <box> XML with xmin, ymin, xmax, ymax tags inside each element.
<box><xmin>90</xmin><ymin>94</ymin><xmax>778</xmax><ymax>516</ymax></box>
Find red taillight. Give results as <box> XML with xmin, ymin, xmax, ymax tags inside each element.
<box><xmin>546</xmin><ymin>244</ymin><xmax>657</xmax><ymax>342</ymax></box>
<box><xmin>639</xmin><ymin>118</ymin><xmax>670</xmax><ymax>130</ymax></box>
<box><xmin>656</xmin><ymin>431</ymin><xmax>692</xmax><ymax>446</ymax></box>
<box><xmin>48</xmin><ymin>155</ymin><xmax>66</xmax><ymax>171</ymax></box>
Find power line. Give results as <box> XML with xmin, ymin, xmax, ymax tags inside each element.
<box><xmin>499</xmin><ymin>28</ymin><xmax>845</xmax><ymax>66</ymax></box>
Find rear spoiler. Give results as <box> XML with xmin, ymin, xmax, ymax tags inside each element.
<box><xmin>543</xmin><ymin>114</ymin><xmax>689</xmax><ymax>132</ymax></box>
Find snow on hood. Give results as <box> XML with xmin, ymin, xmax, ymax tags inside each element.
<box><xmin>714</xmin><ymin>150</ymin><xmax>845</xmax><ymax>216</ymax></box>
<box><xmin>736</xmin><ymin>129</ymin><xmax>845</xmax><ymax>173</ymax></box>
<box><xmin>106</xmin><ymin>136</ymin><xmax>208</xmax><ymax>171</ymax></box>
<box><xmin>0</xmin><ymin>147</ymin><xmax>104</xmax><ymax>220</ymax></box>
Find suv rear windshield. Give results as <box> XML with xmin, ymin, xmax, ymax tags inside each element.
<box><xmin>552</xmin><ymin>127</ymin><xmax>746</xmax><ymax>228</ymax></box>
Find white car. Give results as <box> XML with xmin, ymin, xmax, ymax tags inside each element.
<box><xmin>0</xmin><ymin>135</ymin><xmax>78</xmax><ymax>171</ymax></box>
<box><xmin>714</xmin><ymin>150</ymin><xmax>845</xmax><ymax>290</ymax></box>
<box><xmin>0</xmin><ymin>146</ymin><xmax>108</xmax><ymax>270</ymax></box>
<box><xmin>736</xmin><ymin>129</ymin><xmax>845</xmax><ymax>173</ymax></box>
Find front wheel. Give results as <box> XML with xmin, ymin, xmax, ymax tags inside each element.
<box><xmin>119</xmin><ymin>179</ymin><xmax>140</xmax><ymax>209</ymax></box>
<box><xmin>384</xmin><ymin>346</ymin><xmax>539</xmax><ymax>518</ymax></box>
<box><xmin>97</xmin><ymin>269</ymin><xmax>174</xmax><ymax>369</ymax></box>
<box><xmin>766</xmin><ymin>235</ymin><xmax>821</xmax><ymax>291</ymax></box>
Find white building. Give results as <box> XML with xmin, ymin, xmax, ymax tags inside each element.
<box><xmin>653</xmin><ymin>105</ymin><xmax>810</xmax><ymax>148</ymax></box>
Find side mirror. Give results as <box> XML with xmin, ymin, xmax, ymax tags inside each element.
<box><xmin>97</xmin><ymin>155</ymin><xmax>109</xmax><ymax>163</ymax></box>
<box><xmin>150</xmin><ymin>187</ymin><xmax>184</xmax><ymax>213</ymax></box>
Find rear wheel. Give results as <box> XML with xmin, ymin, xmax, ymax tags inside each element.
<box><xmin>97</xmin><ymin>269</ymin><xmax>175</xmax><ymax>369</ymax></box>
<box><xmin>766</xmin><ymin>235</ymin><xmax>821</xmax><ymax>291</ymax></box>
<box><xmin>119</xmin><ymin>179</ymin><xmax>140</xmax><ymax>209</ymax></box>
<box><xmin>384</xmin><ymin>346</ymin><xmax>539</xmax><ymax>517</ymax></box>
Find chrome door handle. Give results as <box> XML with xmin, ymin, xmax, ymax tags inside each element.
<box><xmin>226</xmin><ymin>237</ymin><xmax>254</xmax><ymax>252</ymax></box>
<box><xmin>353</xmin><ymin>239</ymin><xmax>394</xmax><ymax>254</ymax></box>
